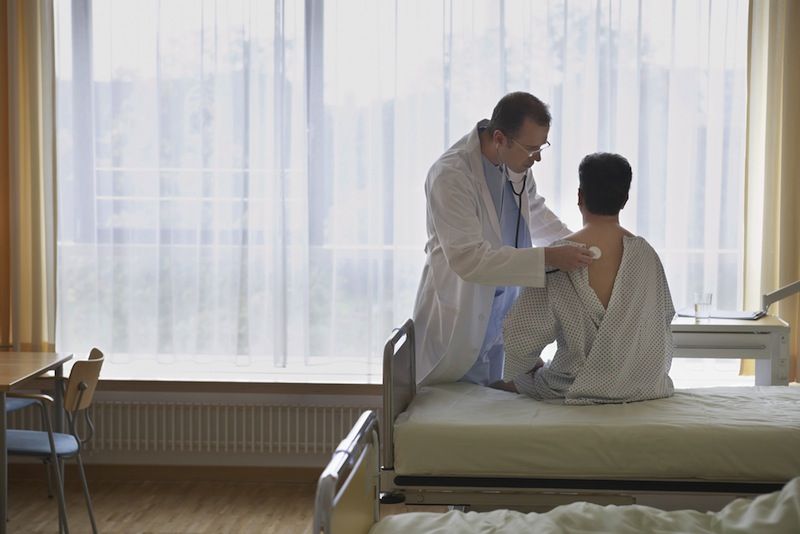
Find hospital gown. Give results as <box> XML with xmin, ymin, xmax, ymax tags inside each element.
<box><xmin>503</xmin><ymin>236</ymin><xmax>675</xmax><ymax>404</ymax></box>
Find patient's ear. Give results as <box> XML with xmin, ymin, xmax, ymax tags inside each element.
<box><xmin>577</xmin><ymin>188</ymin><xmax>584</xmax><ymax>207</ymax></box>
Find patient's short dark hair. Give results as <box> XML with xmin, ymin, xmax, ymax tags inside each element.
<box><xmin>487</xmin><ymin>92</ymin><xmax>551</xmax><ymax>136</ymax></box>
<box><xmin>578</xmin><ymin>153</ymin><xmax>632</xmax><ymax>215</ymax></box>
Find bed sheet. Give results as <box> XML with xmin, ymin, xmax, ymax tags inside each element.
<box><xmin>370</xmin><ymin>477</ymin><xmax>800</xmax><ymax>533</ymax></box>
<box><xmin>393</xmin><ymin>383</ymin><xmax>800</xmax><ymax>481</ymax></box>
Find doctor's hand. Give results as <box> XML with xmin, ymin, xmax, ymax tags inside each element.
<box><xmin>544</xmin><ymin>245</ymin><xmax>594</xmax><ymax>272</ymax></box>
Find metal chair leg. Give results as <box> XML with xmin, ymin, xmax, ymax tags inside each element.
<box><xmin>59</xmin><ymin>457</ymin><xmax>66</xmax><ymax>495</ymax></box>
<box><xmin>74</xmin><ymin>452</ymin><xmax>97</xmax><ymax>534</ymax></box>
<box><xmin>43</xmin><ymin>459</ymin><xmax>54</xmax><ymax>498</ymax></box>
<box><xmin>59</xmin><ymin>458</ymin><xmax>68</xmax><ymax>534</ymax></box>
<box><xmin>48</xmin><ymin>458</ymin><xmax>67</xmax><ymax>534</ymax></box>
<box><xmin>41</xmin><ymin>408</ymin><xmax>70</xmax><ymax>534</ymax></box>
<box><xmin>34</xmin><ymin>394</ymin><xmax>56</xmax><ymax>501</ymax></box>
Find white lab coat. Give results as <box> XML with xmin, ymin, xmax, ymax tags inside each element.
<box><xmin>413</xmin><ymin>121</ymin><xmax>570</xmax><ymax>385</ymax></box>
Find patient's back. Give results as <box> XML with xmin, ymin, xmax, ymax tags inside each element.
<box><xmin>567</xmin><ymin>224</ymin><xmax>634</xmax><ymax>308</ymax></box>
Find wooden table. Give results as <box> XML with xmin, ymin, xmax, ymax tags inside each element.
<box><xmin>0</xmin><ymin>352</ymin><xmax>73</xmax><ymax>534</ymax></box>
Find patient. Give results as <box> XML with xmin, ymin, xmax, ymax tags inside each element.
<box><xmin>493</xmin><ymin>152</ymin><xmax>675</xmax><ymax>404</ymax></box>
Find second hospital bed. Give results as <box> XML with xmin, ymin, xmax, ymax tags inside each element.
<box><xmin>314</xmin><ymin>410</ymin><xmax>800</xmax><ymax>534</ymax></box>
<box><xmin>381</xmin><ymin>319</ymin><xmax>800</xmax><ymax>510</ymax></box>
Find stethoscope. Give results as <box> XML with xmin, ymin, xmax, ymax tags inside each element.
<box><xmin>499</xmin><ymin>164</ymin><xmax>527</xmax><ymax>249</ymax></box>
<box><xmin>546</xmin><ymin>246</ymin><xmax>603</xmax><ymax>274</ymax></box>
<box><xmin>498</xmin><ymin>164</ymin><xmax>569</xmax><ymax>274</ymax></box>
<box><xmin>498</xmin><ymin>158</ymin><xmax>602</xmax><ymax>274</ymax></box>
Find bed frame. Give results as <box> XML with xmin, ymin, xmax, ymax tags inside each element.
<box><xmin>379</xmin><ymin>319</ymin><xmax>787</xmax><ymax>511</ymax></box>
<box><xmin>314</xmin><ymin>410</ymin><xmax>380</xmax><ymax>534</ymax></box>
<box><xmin>316</xmin><ymin>411</ymin><xmax>800</xmax><ymax>533</ymax></box>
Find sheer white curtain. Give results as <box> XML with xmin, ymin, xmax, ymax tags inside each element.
<box><xmin>55</xmin><ymin>0</ymin><xmax>748</xmax><ymax>382</ymax></box>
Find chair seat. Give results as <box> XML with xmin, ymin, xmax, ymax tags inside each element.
<box><xmin>6</xmin><ymin>429</ymin><xmax>79</xmax><ymax>458</ymax></box>
<box><xmin>5</xmin><ymin>398</ymin><xmax>37</xmax><ymax>412</ymax></box>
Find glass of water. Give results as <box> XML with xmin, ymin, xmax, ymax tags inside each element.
<box><xmin>693</xmin><ymin>292</ymin><xmax>713</xmax><ymax>319</ymax></box>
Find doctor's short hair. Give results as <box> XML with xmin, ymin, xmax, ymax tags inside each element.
<box><xmin>578</xmin><ymin>152</ymin><xmax>632</xmax><ymax>216</ymax></box>
<box><xmin>487</xmin><ymin>92</ymin><xmax>551</xmax><ymax>136</ymax></box>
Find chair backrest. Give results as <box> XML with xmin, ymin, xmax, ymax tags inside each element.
<box><xmin>64</xmin><ymin>348</ymin><xmax>104</xmax><ymax>413</ymax></box>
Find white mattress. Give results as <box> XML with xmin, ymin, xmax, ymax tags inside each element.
<box><xmin>393</xmin><ymin>383</ymin><xmax>800</xmax><ymax>481</ymax></box>
<box><xmin>369</xmin><ymin>477</ymin><xmax>800</xmax><ymax>534</ymax></box>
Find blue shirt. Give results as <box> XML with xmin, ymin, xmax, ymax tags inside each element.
<box><xmin>460</xmin><ymin>155</ymin><xmax>532</xmax><ymax>385</ymax></box>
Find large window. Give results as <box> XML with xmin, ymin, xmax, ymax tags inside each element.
<box><xmin>55</xmin><ymin>0</ymin><xmax>749</xmax><ymax>384</ymax></box>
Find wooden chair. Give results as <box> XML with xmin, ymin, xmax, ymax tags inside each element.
<box><xmin>1</xmin><ymin>344</ymin><xmax>49</xmax><ymax>412</ymax></box>
<box><xmin>3</xmin><ymin>350</ymin><xmax>64</xmax><ymax>499</ymax></box>
<box><xmin>7</xmin><ymin>348</ymin><xmax>104</xmax><ymax>533</ymax></box>
<box><xmin>6</xmin><ymin>395</ymin><xmax>50</xmax><ymax>499</ymax></box>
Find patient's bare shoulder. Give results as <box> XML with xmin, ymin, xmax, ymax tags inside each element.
<box><xmin>565</xmin><ymin>226</ymin><xmax>632</xmax><ymax>249</ymax></box>
<box><xmin>568</xmin><ymin>225</ymin><xmax>635</xmax><ymax>309</ymax></box>
<box><xmin>564</xmin><ymin>228</ymin><xmax>591</xmax><ymax>245</ymax></box>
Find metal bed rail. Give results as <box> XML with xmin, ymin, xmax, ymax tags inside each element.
<box><xmin>314</xmin><ymin>410</ymin><xmax>380</xmax><ymax>533</ymax></box>
<box><xmin>381</xmin><ymin>319</ymin><xmax>415</xmax><ymax>472</ymax></box>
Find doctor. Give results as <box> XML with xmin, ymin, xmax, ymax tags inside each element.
<box><xmin>413</xmin><ymin>92</ymin><xmax>594</xmax><ymax>386</ymax></box>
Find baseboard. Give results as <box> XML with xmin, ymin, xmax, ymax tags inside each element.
<box><xmin>9</xmin><ymin>463</ymin><xmax>321</xmax><ymax>484</ymax></box>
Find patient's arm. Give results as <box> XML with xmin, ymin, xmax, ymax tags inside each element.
<box><xmin>490</xmin><ymin>359</ymin><xmax>545</xmax><ymax>393</ymax></box>
<box><xmin>502</xmin><ymin>286</ymin><xmax>556</xmax><ymax>383</ymax></box>
<box><xmin>656</xmin><ymin>257</ymin><xmax>676</xmax><ymax>327</ymax></box>
<box><xmin>489</xmin><ymin>380</ymin><xmax>518</xmax><ymax>393</ymax></box>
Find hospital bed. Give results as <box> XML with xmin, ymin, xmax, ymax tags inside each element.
<box><xmin>380</xmin><ymin>319</ymin><xmax>800</xmax><ymax>511</ymax></box>
<box><xmin>314</xmin><ymin>410</ymin><xmax>800</xmax><ymax>533</ymax></box>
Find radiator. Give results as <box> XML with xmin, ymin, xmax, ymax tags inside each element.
<box><xmin>6</xmin><ymin>393</ymin><xmax>381</xmax><ymax>467</ymax></box>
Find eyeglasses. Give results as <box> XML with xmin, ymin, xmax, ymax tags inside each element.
<box><xmin>511</xmin><ymin>138</ymin><xmax>551</xmax><ymax>158</ymax></box>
